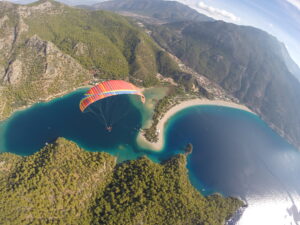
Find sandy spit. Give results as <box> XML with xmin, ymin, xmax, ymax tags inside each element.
<box><xmin>136</xmin><ymin>99</ymin><xmax>255</xmax><ymax>152</ymax></box>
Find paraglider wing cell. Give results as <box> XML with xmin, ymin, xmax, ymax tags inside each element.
<box><xmin>79</xmin><ymin>80</ymin><xmax>145</xmax><ymax>112</ymax></box>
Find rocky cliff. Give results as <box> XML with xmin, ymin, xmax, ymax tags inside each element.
<box><xmin>1</xmin><ymin>0</ymin><xmax>299</xmax><ymax>151</ymax></box>
<box><xmin>0</xmin><ymin>1</ymin><xmax>91</xmax><ymax>119</ymax></box>
<box><xmin>0</xmin><ymin>0</ymin><xmax>187</xmax><ymax>120</ymax></box>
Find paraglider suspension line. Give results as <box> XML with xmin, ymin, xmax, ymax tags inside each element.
<box><xmin>98</xmin><ymin>104</ymin><xmax>109</xmax><ymax>128</ymax></box>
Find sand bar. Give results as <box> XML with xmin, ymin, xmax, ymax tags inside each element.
<box><xmin>137</xmin><ymin>98</ymin><xmax>255</xmax><ymax>151</ymax></box>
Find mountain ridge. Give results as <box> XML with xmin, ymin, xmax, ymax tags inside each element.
<box><xmin>84</xmin><ymin>0</ymin><xmax>300</xmax><ymax>150</ymax></box>
<box><xmin>84</xmin><ymin>0</ymin><xmax>213</xmax><ymax>23</ymax></box>
<box><xmin>86</xmin><ymin>0</ymin><xmax>300</xmax><ymax>81</ymax></box>
<box><xmin>0</xmin><ymin>0</ymin><xmax>193</xmax><ymax>120</ymax></box>
<box><xmin>148</xmin><ymin>20</ymin><xmax>300</xmax><ymax>149</ymax></box>
<box><xmin>1</xmin><ymin>0</ymin><xmax>300</xmax><ymax>151</ymax></box>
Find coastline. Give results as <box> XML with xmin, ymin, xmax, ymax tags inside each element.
<box><xmin>0</xmin><ymin>84</ymin><xmax>92</xmax><ymax>122</ymax></box>
<box><xmin>137</xmin><ymin>98</ymin><xmax>255</xmax><ymax>151</ymax></box>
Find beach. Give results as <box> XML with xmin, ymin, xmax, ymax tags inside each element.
<box><xmin>136</xmin><ymin>98</ymin><xmax>255</xmax><ymax>151</ymax></box>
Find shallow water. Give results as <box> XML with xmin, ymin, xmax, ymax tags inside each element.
<box><xmin>0</xmin><ymin>89</ymin><xmax>299</xmax><ymax>224</ymax></box>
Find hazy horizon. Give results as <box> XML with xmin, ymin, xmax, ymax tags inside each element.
<box><xmin>175</xmin><ymin>0</ymin><xmax>300</xmax><ymax>68</ymax></box>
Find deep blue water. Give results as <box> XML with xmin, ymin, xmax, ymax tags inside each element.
<box><xmin>2</xmin><ymin>90</ymin><xmax>147</xmax><ymax>160</ymax></box>
<box><xmin>165</xmin><ymin>106</ymin><xmax>300</xmax><ymax>225</ymax></box>
<box><xmin>166</xmin><ymin>106</ymin><xmax>300</xmax><ymax>196</ymax></box>
<box><xmin>1</xmin><ymin>89</ymin><xmax>300</xmax><ymax>225</ymax></box>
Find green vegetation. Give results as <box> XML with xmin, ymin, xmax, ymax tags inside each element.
<box><xmin>0</xmin><ymin>0</ymin><xmax>193</xmax><ymax>120</ymax></box>
<box><xmin>143</xmin><ymin>88</ymin><xmax>180</xmax><ymax>142</ymax></box>
<box><xmin>143</xmin><ymin>94</ymin><xmax>174</xmax><ymax>142</ymax></box>
<box><xmin>24</xmin><ymin>4</ymin><xmax>165</xmax><ymax>84</ymax></box>
<box><xmin>91</xmin><ymin>0</ymin><xmax>212</xmax><ymax>23</ymax></box>
<box><xmin>27</xmin><ymin>10</ymin><xmax>129</xmax><ymax>78</ymax></box>
<box><xmin>0</xmin><ymin>153</ymin><xmax>21</xmax><ymax>182</ymax></box>
<box><xmin>0</xmin><ymin>138</ymin><xmax>116</xmax><ymax>224</ymax></box>
<box><xmin>143</xmin><ymin>86</ymin><xmax>198</xmax><ymax>143</ymax></box>
<box><xmin>93</xmin><ymin>155</ymin><xmax>243</xmax><ymax>225</ymax></box>
<box><xmin>148</xmin><ymin>20</ymin><xmax>300</xmax><ymax>150</ymax></box>
<box><xmin>0</xmin><ymin>138</ymin><xmax>244</xmax><ymax>224</ymax></box>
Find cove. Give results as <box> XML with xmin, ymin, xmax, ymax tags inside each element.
<box><xmin>1</xmin><ymin>89</ymin><xmax>147</xmax><ymax>161</ymax></box>
<box><xmin>164</xmin><ymin>106</ymin><xmax>300</xmax><ymax>225</ymax></box>
<box><xmin>1</xmin><ymin>89</ymin><xmax>300</xmax><ymax>225</ymax></box>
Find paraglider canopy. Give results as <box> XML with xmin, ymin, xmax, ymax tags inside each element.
<box><xmin>79</xmin><ymin>80</ymin><xmax>145</xmax><ymax>112</ymax></box>
<box><xmin>79</xmin><ymin>80</ymin><xmax>145</xmax><ymax>132</ymax></box>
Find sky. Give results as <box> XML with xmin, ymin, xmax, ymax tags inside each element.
<box><xmin>175</xmin><ymin>0</ymin><xmax>300</xmax><ymax>67</ymax></box>
<box><xmin>2</xmin><ymin>0</ymin><xmax>300</xmax><ymax>67</ymax></box>
<box><xmin>0</xmin><ymin>0</ymin><xmax>106</xmax><ymax>5</ymax></box>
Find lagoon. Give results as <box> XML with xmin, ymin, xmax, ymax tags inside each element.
<box><xmin>0</xmin><ymin>89</ymin><xmax>300</xmax><ymax>225</ymax></box>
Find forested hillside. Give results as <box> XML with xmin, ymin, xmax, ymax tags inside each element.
<box><xmin>0</xmin><ymin>0</ymin><xmax>187</xmax><ymax>120</ymax></box>
<box><xmin>86</xmin><ymin>0</ymin><xmax>213</xmax><ymax>23</ymax></box>
<box><xmin>89</xmin><ymin>0</ymin><xmax>300</xmax><ymax>150</ymax></box>
<box><xmin>0</xmin><ymin>138</ymin><xmax>244</xmax><ymax>224</ymax></box>
<box><xmin>1</xmin><ymin>0</ymin><xmax>300</xmax><ymax>150</ymax></box>
<box><xmin>148</xmin><ymin>21</ymin><xmax>300</xmax><ymax>149</ymax></box>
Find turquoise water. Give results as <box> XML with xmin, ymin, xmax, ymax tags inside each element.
<box><xmin>1</xmin><ymin>89</ymin><xmax>300</xmax><ymax>225</ymax></box>
<box><xmin>1</xmin><ymin>89</ymin><xmax>149</xmax><ymax>161</ymax></box>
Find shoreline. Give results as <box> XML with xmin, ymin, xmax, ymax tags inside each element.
<box><xmin>0</xmin><ymin>84</ymin><xmax>92</xmax><ymax>122</ymax></box>
<box><xmin>137</xmin><ymin>98</ymin><xmax>255</xmax><ymax>151</ymax></box>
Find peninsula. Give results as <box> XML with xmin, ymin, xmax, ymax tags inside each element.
<box><xmin>137</xmin><ymin>98</ymin><xmax>255</xmax><ymax>151</ymax></box>
<box><xmin>1</xmin><ymin>0</ymin><xmax>299</xmax><ymax>151</ymax></box>
<box><xmin>0</xmin><ymin>138</ymin><xmax>244</xmax><ymax>224</ymax></box>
